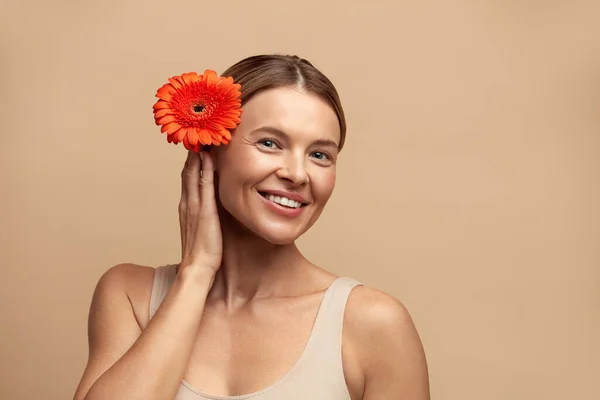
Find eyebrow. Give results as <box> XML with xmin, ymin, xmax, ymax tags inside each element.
<box><xmin>250</xmin><ymin>125</ymin><xmax>339</xmax><ymax>148</ymax></box>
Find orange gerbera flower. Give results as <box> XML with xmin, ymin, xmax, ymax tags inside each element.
<box><xmin>153</xmin><ymin>70</ymin><xmax>242</xmax><ymax>152</ymax></box>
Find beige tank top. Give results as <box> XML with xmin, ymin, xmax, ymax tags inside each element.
<box><xmin>149</xmin><ymin>264</ymin><xmax>361</xmax><ymax>400</ymax></box>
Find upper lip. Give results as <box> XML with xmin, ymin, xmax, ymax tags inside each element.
<box><xmin>259</xmin><ymin>189</ymin><xmax>310</xmax><ymax>204</ymax></box>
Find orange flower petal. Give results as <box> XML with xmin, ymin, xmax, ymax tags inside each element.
<box><xmin>153</xmin><ymin>70</ymin><xmax>242</xmax><ymax>151</ymax></box>
<box><xmin>153</xmin><ymin>108</ymin><xmax>172</xmax><ymax>119</ymax></box>
<box><xmin>176</xmin><ymin>127</ymin><xmax>186</xmax><ymax>142</ymax></box>
<box><xmin>157</xmin><ymin>115</ymin><xmax>177</xmax><ymax>125</ymax></box>
<box><xmin>197</xmin><ymin>129</ymin><xmax>210</xmax><ymax>145</ymax></box>
<box><xmin>156</xmin><ymin>84</ymin><xmax>175</xmax><ymax>101</ymax></box>
<box><xmin>208</xmin><ymin>133</ymin><xmax>218</xmax><ymax>146</ymax></box>
<box><xmin>187</xmin><ymin>128</ymin><xmax>199</xmax><ymax>146</ymax></box>
<box><xmin>220</xmin><ymin>76</ymin><xmax>233</xmax><ymax>85</ymax></box>
<box><xmin>168</xmin><ymin>131</ymin><xmax>182</xmax><ymax>144</ymax></box>
<box><xmin>161</xmin><ymin>122</ymin><xmax>181</xmax><ymax>134</ymax></box>
<box><xmin>173</xmin><ymin>75</ymin><xmax>186</xmax><ymax>86</ymax></box>
<box><xmin>210</xmin><ymin>130</ymin><xmax>224</xmax><ymax>144</ymax></box>
<box><xmin>220</xmin><ymin>127</ymin><xmax>231</xmax><ymax>141</ymax></box>
<box><xmin>203</xmin><ymin>70</ymin><xmax>218</xmax><ymax>85</ymax></box>
<box><xmin>174</xmin><ymin>130</ymin><xmax>184</xmax><ymax>143</ymax></box>
<box><xmin>218</xmin><ymin>117</ymin><xmax>240</xmax><ymax>129</ymax></box>
<box><xmin>181</xmin><ymin>72</ymin><xmax>200</xmax><ymax>85</ymax></box>
<box><xmin>182</xmin><ymin>135</ymin><xmax>191</xmax><ymax>150</ymax></box>
<box><xmin>168</xmin><ymin>77</ymin><xmax>183</xmax><ymax>90</ymax></box>
<box><xmin>153</xmin><ymin>100</ymin><xmax>170</xmax><ymax>110</ymax></box>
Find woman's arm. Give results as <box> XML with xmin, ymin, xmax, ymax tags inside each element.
<box><xmin>346</xmin><ymin>287</ymin><xmax>430</xmax><ymax>400</ymax></box>
<box><xmin>74</xmin><ymin>150</ymin><xmax>223</xmax><ymax>400</ymax></box>
<box><xmin>73</xmin><ymin>264</ymin><xmax>214</xmax><ymax>400</ymax></box>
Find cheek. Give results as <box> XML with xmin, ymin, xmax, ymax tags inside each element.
<box><xmin>214</xmin><ymin>160</ymin><xmax>241</xmax><ymax>211</ymax></box>
<box><xmin>216</xmin><ymin>167</ymin><xmax>242</xmax><ymax>203</ymax></box>
<box><xmin>215</xmin><ymin>160</ymin><xmax>262</xmax><ymax>215</ymax></box>
<box><xmin>313</xmin><ymin>169</ymin><xmax>337</xmax><ymax>201</ymax></box>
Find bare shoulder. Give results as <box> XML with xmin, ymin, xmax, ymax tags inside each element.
<box><xmin>95</xmin><ymin>263</ymin><xmax>156</xmax><ymax>296</ymax></box>
<box><xmin>98</xmin><ymin>262</ymin><xmax>155</xmax><ymax>282</ymax></box>
<box><xmin>73</xmin><ymin>263</ymin><xmax>159</xmax><ymax>399</ymax></box>
<box><xmin>344</xmin><ymin>285</ymin><xmax>430</xmax><ymax>399</ymax></box>
<box><xmin>346</xmin><ymin>285</ymin><xmax>415</xmax><ymax>331</ymax></box>
<box><xmin>94</xmin><ymin>263</ymin><xmax>158</xmax><ymax>329</ymax></box>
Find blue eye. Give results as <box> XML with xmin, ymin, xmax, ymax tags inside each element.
<box><xmin>259</xmin><ymin>139</ymin><xmax>278</xmax><ymax>148</ymax></box>
<box><xmin>312</xmin><ymin>152</ymin><xmax>329</xmax><ymax>160</ymax></box>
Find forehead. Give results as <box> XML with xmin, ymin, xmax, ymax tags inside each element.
<box><xmin>239</xmin><ymin>87</ymin><xmax>341</xmax><ymax>144</ymax></box>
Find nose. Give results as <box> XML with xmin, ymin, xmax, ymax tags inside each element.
<box><xmin>275</xmin><ymin>152</ymin><xmax>309</xmax><ymax>186</ymax></box>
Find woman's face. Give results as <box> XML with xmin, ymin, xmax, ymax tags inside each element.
<box><xmin>213</xmin><ymin>86</ymin><xmax>341</xmax><ymax>245</ymax></box>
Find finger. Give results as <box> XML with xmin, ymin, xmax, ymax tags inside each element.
<box><xmin>185</xmin><ymin>151</ymin><xmax>201</xmax><ymax>207</ymax></box>
<box><xmin>180</xmin><ymin>149</ymin><xmax>195</xmax><ymax>201</ymax></box>
<box><xmin>198</xmin><ymin>151</ymin><xmax>216</xmax><ymax>204</ymax></box>
<box><xmin>179</xmin><ymin>151</ymin><xmax>196</xmax><ymax>253</ymax></box>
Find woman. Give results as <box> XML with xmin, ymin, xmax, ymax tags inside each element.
<box><xmin>73</xmin><ymin>54</ymin><xmax>430</xmax><ymax>400</ymax></box>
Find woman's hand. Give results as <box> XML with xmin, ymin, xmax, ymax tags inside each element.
<box><xmin>177</xmin><ymin>149</ymin><xmax>222</xmax><ymax>277</ymax></box>
<box><xmin>74</xmin><ymin>149</ymin><xmax>221</xmax><ymax>400</ymax></box>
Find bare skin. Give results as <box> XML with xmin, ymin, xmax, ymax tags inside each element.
<box><xmin>73</xmin><ymin>87</ymin><xmax>430</xmax><ymax>400</ymax></box>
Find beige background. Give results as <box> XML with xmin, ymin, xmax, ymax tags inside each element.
<box><xmin>1</xmin><ymin>0</ymin><xmax>599</xmax><ymax>399</ymax></box>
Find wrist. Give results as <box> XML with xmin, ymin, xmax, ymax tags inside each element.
<box><xmin>176</xmin><ymin>263</ymin><xmax>216</xmax><ymax>288</ymax></box>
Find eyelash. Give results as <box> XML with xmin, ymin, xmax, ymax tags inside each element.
<box><xmin>257</xmin><ymin>138</ymin><xmax>333</xmax><ymax>162</ymax></box>
<box><xmin>311</xmin><ymin>151</ymin><xmax>331</xmax><ymax>161</ymax></box>
<box><xmin>257</xmin><ymin>138</ymin><xmax>281</xmax><ymax>149</ymax></box>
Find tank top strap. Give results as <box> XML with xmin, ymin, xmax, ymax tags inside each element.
<box><xmin>149</xmin><ymin>264</ymin><xmax>178</xmax><ymax>319</ymax></box>
<box><xmin>301</xmin><ymin>277</ymin><xmax>362</xmax><ymax>362</ymax></box>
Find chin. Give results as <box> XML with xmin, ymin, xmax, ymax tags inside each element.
<box><xmin>239</xmin><ymin>217</ymin><xmax>309</xmax><ymax>245</ymax></box>
<box><xmin>255</xmin><ymin>226</ymin><xmax>306</xmax><ymax>246</ymax></box>
<box><xmin>218</xmin><ymin>204</ymin><xmax>311</xmax><ymax>246</ymax></box>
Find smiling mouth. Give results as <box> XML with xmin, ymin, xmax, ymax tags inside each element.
<box><xmin>259</xmin><ymin>192</ymin><xmax>308</xmax><ymax>209</ymax></box>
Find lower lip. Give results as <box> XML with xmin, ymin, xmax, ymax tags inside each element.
<box><xmin>259</xmin><ymin>193</ymin><xmax>305</xmax><ymax>218</ymax></box>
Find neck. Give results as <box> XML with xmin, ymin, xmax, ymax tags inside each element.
<box><xmin>207</xmin><ymin>209</ymin><xmax>310</xmax><ymax>309</ymax></box>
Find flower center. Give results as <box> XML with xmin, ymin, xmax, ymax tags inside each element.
<box><xmin>192</xmin><ymin>104</ymin><xmax>205</xmax><ymax>113</ymax></box>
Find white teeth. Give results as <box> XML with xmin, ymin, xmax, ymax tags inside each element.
<box><xmin>266</xmin><ymin>194</ymin><xmax>302</xmax><ymax>209</ymax></box>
